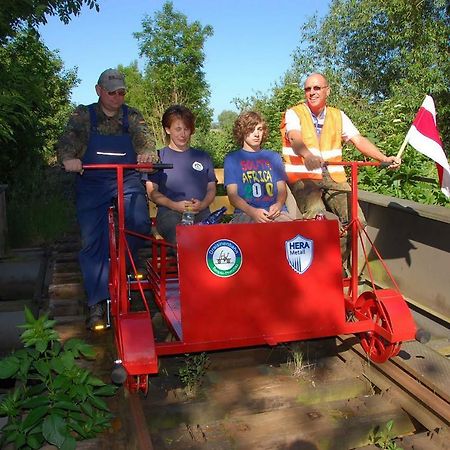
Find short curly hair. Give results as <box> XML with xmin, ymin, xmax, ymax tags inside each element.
<box><xmin>233</xmin><ymin>111</ymin><xmax>268</xmax><ymax>147</ymax></box>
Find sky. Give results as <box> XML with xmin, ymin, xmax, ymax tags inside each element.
<box><xmin>39</xmin><ymin>0</ymin><xmax>330</xmax><ymax>120</ymax></box>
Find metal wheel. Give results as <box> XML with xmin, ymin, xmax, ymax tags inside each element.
<box><xmin>126</xmin><ymin>374</ymin><xmax>149</xmax><ymax>395</ymax></box>
<box><xmin>355</xmin><ymin>293</ymin><xmax>400</xmax><ymax>363</ymax></box>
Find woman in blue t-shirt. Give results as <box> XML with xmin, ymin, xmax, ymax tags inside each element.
<box><xmin>224</xmin><ymin>111</ymin><xmax>293</xmax><ymax>223</ymax></box>
<box><xmin>146</xmin><ymin>105</ymin><xmax>217</xmax><ymax>243</ymax></box>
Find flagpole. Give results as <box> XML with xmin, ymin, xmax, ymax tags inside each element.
<box><xmin>396</xmin><ymin>130</ymin><xmax>410</xmax><ymax>159</ymax></box>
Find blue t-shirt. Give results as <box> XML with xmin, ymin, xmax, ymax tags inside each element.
<box><xmin>224</xmin><ymin>149</ymin><xmax>288</xmax><ymax>211</ymax></box>
<box><xmin>149</xmin><ymin>146</ymin><xmax>216</xmax><ymax>212</ymax></box>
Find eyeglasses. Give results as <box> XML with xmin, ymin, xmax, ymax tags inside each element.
<box><xmin>304</xmin><ymin>85</ymin><xmax>328</xmax><ymax>93</ymax></box>
<box><xmin>106</xmin><ymin>89</ymin><xmax>126</xmax><ymax>97</ymax></box>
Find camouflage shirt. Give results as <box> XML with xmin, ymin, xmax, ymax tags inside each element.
<box><xmin>56</xmin><ymin>102</ymin><xmax>157</xmax><ymax>163</ymax></box>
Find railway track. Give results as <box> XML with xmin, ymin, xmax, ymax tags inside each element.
<box><xmin>45</xmin><ymin>235</ymin><xmax>450</xmax><ymax>450</ymax></box>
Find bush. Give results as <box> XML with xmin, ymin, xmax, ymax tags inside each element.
<box><xmin>0</xmin><ymin>307</ymin><xmax>117</xmax><ymax>449</ymax></box>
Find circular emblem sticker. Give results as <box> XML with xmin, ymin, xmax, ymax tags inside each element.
<box><xmin>192</xmin><ymin>161</ymin><xmax>204</xmax><ymax>171</ymax></box>
<box><xmin>206</xmin><ymin>239</ymin><xmax>242</xmax><ymax>277</ymax></box>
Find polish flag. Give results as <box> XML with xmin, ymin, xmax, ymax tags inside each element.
<box><xmin>405</xmin><ymin>95</ymin><xmax>449</xmax><ymax>198</ymax></box>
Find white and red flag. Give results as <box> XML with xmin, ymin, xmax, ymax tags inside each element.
<box><xmin>399</xmin><ymin>95</ymin><xmax>449</xmax><ymax>198</ymax></box>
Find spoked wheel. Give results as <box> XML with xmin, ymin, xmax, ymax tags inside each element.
<box><xmin>355</xmin><ymin>293</ymin><xmax>400</xmax><ymax>363</ymax></box>
<box><xmin>126</xmin><ymin>374</ymin><xmax>149</xmax><ymax>395</ymax></box>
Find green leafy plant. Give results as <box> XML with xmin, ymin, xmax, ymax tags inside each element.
<box><xmin>177</xmin><ymin>352</ymin><xmax>210</xmax><ymax>397</ymax></box>
<box><xmin>0</xmin><ymin>307</ymin><xmax>117</xmax><ymax>449</ymax></box>
<box><xmin>369</xmin><ymin>419</ymin><xmax>403</xmax><ymax>450</ymax></box>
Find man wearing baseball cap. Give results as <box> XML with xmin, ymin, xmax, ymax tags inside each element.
<box><xmin>97</xmin><ymin>68</ymin><xmax>127</xmax><ymax>91</ymax></box>
<box><xmin>57</xmin><ymin>68</ymin><xmax>157</xmax><ymax>331</ymax></box>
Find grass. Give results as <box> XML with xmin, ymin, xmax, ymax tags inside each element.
<box><xmin>6</xmin><ymin>165</ymin><xmax>76</xmax><ymax>249</ymax></box>
<box><xmin>8</xmin><ymin>195</ymin><xmax>74</xmax><ymax>247</ymax></box>
<box><xmin>286</xmin><ymin>343</ymin><xmax>314</xmax><ymax>377</ymax></box>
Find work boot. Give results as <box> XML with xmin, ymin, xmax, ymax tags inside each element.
<box><xmin>86</xmin><ymin>301</ymin><xmax>106</xmax><ymax>331</ymax></box>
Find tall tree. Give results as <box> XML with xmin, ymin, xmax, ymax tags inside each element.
<box><xmin>134</xmin><ymin>1</ymin><xmax>213</xmax><ymax>134</ymax></box>
<box><xmin>287</xmin><ymin>0</ymin><xmax>449</xmax><ymax>205</ymax></box>
<box><xmin>0</xmin><ymin>0</ymin><xmax>99</xmax><ymax>43</ymax></box>
<box><xmin>290</xmin><ymin>0</ymin><xmax>449</xmax><ymax>135</ymax></box>
<box><xmin>0</xmin><ymin>30</ymin><xmax>76</xmax><ymax>184</ymax></box>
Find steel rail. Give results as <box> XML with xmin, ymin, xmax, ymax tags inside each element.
<box><xmin>338</xmin><ymin>337</ymin><xmax>450</xmax><ymax>431</ymax></box>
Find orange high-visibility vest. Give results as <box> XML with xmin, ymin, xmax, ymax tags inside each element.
<box><xmin>281</xmin><ymin>103</ymin><xmax>346</xmax><ymax>184</ymax></box>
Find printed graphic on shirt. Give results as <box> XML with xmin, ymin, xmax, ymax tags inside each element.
<box><xmin>192</xmin><ymin>161</ymin><xmax>204</xmax><ymax>171</ymax></box>
<box><xmin>206</xmin><ymin>239</ymin><xmax>242</xmax><ymax>277</ymax></box>
<box><xmin>285</xmin><ymin>234</ymin><xmax>313</xmax><ymax>274</ymax></box>
<box><xmin>240</xmin><ymin>159</ymin><xmax>275</xmax><ymax>204</ymax></box>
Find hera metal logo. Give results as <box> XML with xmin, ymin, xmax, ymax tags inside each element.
<box><xmin>285</xmin><ymin>234</ymin><xmax>313</xmax><ymax>274</ymax></box>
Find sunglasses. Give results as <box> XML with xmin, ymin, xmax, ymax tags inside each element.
<box><xmin>304</xmin><ymin>85</ymin><xmax>328</xmax><ymax>93</ymax></box>
<box><xmin>106</xmin><ymin>89</ymin><xmax>126</xmax><ymax>97</ymax></box>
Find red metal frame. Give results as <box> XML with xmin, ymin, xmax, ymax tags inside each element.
<box><xmin>84</xmin><ymin>162</ymin><xmax>417</xmax><ymax>393</ymax></box>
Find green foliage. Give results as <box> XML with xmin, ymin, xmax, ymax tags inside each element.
<box><xmin>192</xmin><ymin>129</ymin><xmax>231</xmax><ymax>168</ymax></box>
<box><xmin>0</xmin><ymin>307</ymin><xmax>117</xmax><ymax>449</ymax></box>
<box><xmin>177</xmin><ymin>353</ymin><xmax>210</xmax><ymax>397</ymax></box>
<box><xmin>234</xmin><ymin>79</ymin><xmax>304</xmax><ymax>152</ymax></box>
<box><xmin>233</xmin><ymin>0</ymin><xmax>449</xmax><ymax>206</ymax></box>
<box><xmin>369</xmin><ymin>419</ymin><xmax>403</xmax><ymax>450</ymax></box>
<box><xmin>0</xmin><ymin>30</ymin><xmax>78</xmax><ymax>246</ymax></box>
<box><xmin>217</xmin><ymin>110</ymin><xmax>238</xmax><ymax>130</ymax></box>
<box><xmin>0</xmin><ymin>0</ymin><xmax>100</xmax><ymax>43</ymax></box>
<box><xmin>134</xmin><ymin>1</ymin><xmax>214</xmax><ymax>135</ymax></box>
<box><xmin>0</xmin><ymin>30</ymin><xmax>76</xmax><ymax>183</ymax></box>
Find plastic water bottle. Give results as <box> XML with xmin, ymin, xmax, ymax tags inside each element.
<box><xmin>200</xmin><ymin>206</ymin><xmax>227</xmax><ymax>225</ymax></box>
<box><xmin>181</xmin><ymin>210</ymin><xmax>195</xmax><ymax>225</ymax></box>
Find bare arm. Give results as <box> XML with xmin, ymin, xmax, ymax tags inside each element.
<box><xmin>267</xmin><ymin>181</ymin><xmax>288</xmax><ymax>219</ymax></box>
<box><xmin>148</xmin><ymin>182</ymin><xmax>186</xmax><ymax>213</ymax></box>
<box><xmin>287</xmin><ymin>130</ymin><xmax>323</xmax><ymax>170</ymax></box>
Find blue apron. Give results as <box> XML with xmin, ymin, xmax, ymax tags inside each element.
<box><xmin>76</xmin><ymin>104</ymin><xmax>150</xmax><ymax>305</ymax></box>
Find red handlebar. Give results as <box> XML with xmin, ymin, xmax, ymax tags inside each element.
<box><xmin>325</xmin><ymin>161</ymin><xmax>390</xmax><ymax>168</ymax></box>
<box><xmin>82</xmin><ymin>163</ymin><xmax>173</xmax><ymax>170</ymax></box>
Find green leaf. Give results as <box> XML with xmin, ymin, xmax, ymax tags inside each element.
<box><xmin>27</xmin><ymin>433</ymin><xmax>44</xmax><ymax>449</ymax></box>
<box><xmin>42</xmin><ymin>414</ymin><xmax>68</xmax><ymax>447</ymax></box>
<box><xmin>34</xmin><ymin>359</ymin><xmax>50</xmax><ymax>377</ymax></box>
<box><xmin>52</xmin><ymin>373</ymin><xmax>70</xmax><ymax>391</ymax></box>
<box><xmin>24</xmin><ymin>306</ymin><xmax>37</xmax><ymax>324</ymax></box>
<box><xmin>0</xmin><ymin>355</ymin><xmax>20</xmax><ymax>378</ymax></box>
<box><xmin>35</xmin><ymin>340</ymin><xmax>49</xmax><ymax>353</ymax></box>
<box><xmin>87</xmin><ymin>375</ymin><xmax>106</xmax><ymax>386</ymax></box>
<box><xmin>64</xmin><ymin>338</ymin><xmax>95</xmax><ymax>359</ymax></box>
<box><xmin>61</xmin><ymin>435</ymin><xmax>77</xmax><ymax>450</ymax></box>
<box><xmin>80</xmin><ymin>402</ymin><xmax>93</xmax><ymax>417</ymax></box>
<box><xmin>53</xmin><ymin>400</ymin><xmax>81</xmax><ymax>412</ymax></box>
<box><xmin>50</xmin><ymin>356</ymin><xmax>66</xmax><ymax>374</ymax></box>
<box><xmin>70</xmin><ymin>384</ymin><xmax>88</xmax><ymax>401</ymax></box>
<box><xmin>67</xmin><ymin>411</ymin><xmax>86</xmax><ymax>423</ymax></box>
<box><xmin>15</xmin><ymin>433</ymin><xmax>27</xmax><ymax>448</ymax></box>
<box><xmin>79</xmin><ymin>369</ymin><xmax>89</xmax><ymax>384</ymax></box>
<box><xmin>67</xmin><ymin>419</ymin><xmax>88</xmax><ymax>438</ymax></box>
<box><xmin>94</xmin><ymin>385</ymin><xmax>118</xmax><ymax>397</ymax></box>
<box><xmin>26</xmin><ymin>383</ymin><xmax>46</xmax><ymax>397</ymax></box>
<box><xmin>21</xmin><ymin>395</ymin><xmax>49</xmax><ymax>409</ymax></box>
<box><xmin>87</xmin><ymin>395</ymin><xmax>109</xmax><ymax>412</ymax></box>
<box><xmin>60</xmin><ymin>351</ymin><xmax>75</xmax><ymax>369</ymax></box>
<box><xmin>22</xmin><ymin>405</ymin><xmax>48</xmax><ymax>431</ymax></box>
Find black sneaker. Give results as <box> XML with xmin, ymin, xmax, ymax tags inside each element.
<box><xmin>86</xmin><ymin>302</ymin><xmax>106</xmax><ymax>331</ymax></box>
